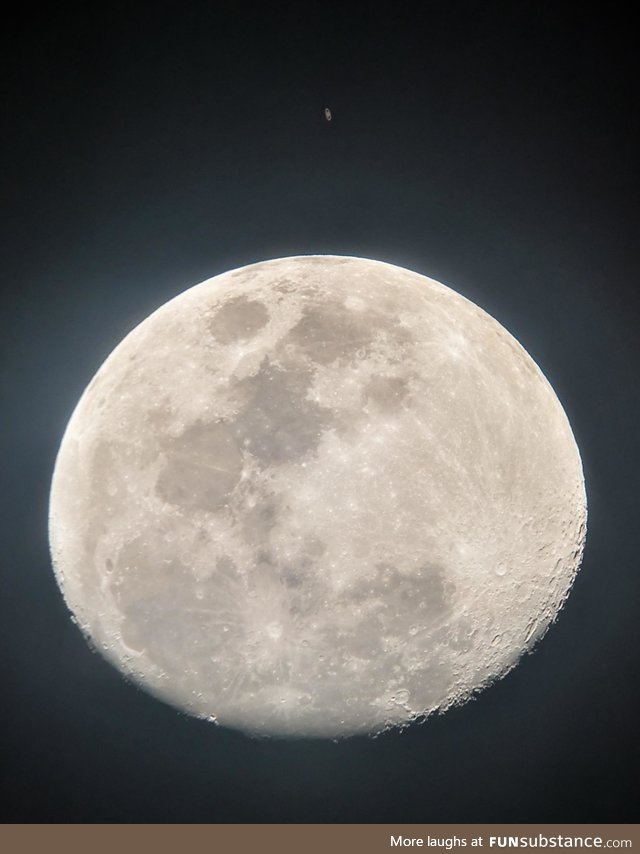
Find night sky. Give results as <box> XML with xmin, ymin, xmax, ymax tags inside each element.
<box><xmin>2</xmin><ymin>2</ymin><xmax>638</xmax><ymax>823</ymax></box>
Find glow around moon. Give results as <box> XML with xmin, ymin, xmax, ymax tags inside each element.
<box><xmin>49</xmin><ymin>256</ymin><xmax>587</xmax><ymax>738</ymax></box>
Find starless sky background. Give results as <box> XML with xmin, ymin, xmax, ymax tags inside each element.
<box><xmin>1</xmin><ymin>1</ymin><xmax>638</xmax><ymax>823</ymax></box>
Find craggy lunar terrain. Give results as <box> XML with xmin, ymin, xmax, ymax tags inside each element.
<box><xmin>49</xmin><ymin>256</ymin><xmax>587</xmax><ymax>738</ymax></box>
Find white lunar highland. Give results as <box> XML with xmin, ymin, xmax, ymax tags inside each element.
<box><xmin>49</xmin><ymin>256</ymin><xmax>587</xmax><ymax>737</ymax></box>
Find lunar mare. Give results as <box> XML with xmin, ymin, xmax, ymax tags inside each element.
<box><xmin>49</xmin><ymin>256</ymin><xmax>587</xmax><ymax>738</ymax></box>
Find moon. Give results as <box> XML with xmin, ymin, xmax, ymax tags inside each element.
<box><xmin>49</xmin><ymin>255</ymin><xmax>587</xmax><ymax>738</ymax></box>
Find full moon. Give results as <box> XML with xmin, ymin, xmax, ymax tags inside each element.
<box><xmin>49</xmin><ymin>256</ymin><xmax>587</xmax><ymax>738</ymax></box>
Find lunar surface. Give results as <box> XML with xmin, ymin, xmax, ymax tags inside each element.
<box><xmin>49</xmin><ymin>256</ymin><xmax>587</xmax><ymax>738</ymax></box>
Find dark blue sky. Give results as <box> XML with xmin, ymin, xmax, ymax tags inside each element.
<box><xmin>1</xmin><ymin>2</ymin><xmax>638</xmax><ymax>822</ymax></box>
